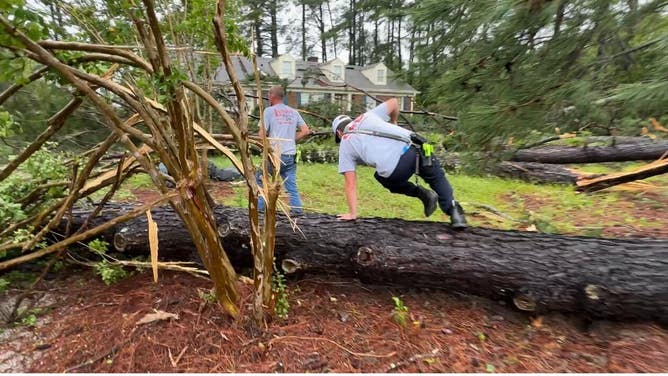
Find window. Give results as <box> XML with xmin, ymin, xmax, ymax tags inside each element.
<box><xmin>403</xmin><ymin>96</ymin><xmax>411</xmax><ymax>111</ymax></box>
<box><xmin>376</xmin><ymin>69</ymin><xmax>386</xmax><ymax>84</ymax></box>
<box><xmin>332</xmin><ymin>64</ymin><xmax>343</xmax><ymax>81</ymax></box>
<box><xmin>281</xmin><ymin>61</ymin><xmax>293</xmax><ymax>78</ymax></box>
<box><xmin>310</xmin><ymin>93</ymin><xmax>325</xmax><ymax>103</ymax></box>
<box><xmin>301</xmin><ymin>92</ymin><xmax>310</xmax><ymax>106</ymax></box>
<box><xmin>364</xmin><ymin>95</ymin><xmax>376</xmax><ymax>111</ymax></box>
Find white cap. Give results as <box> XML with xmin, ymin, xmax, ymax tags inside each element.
<box><xmin>332</xmin><ymin>114</ymin><xmax>352</xmax><ymax>134</ymax></box>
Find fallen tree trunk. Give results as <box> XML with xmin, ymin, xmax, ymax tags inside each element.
<box><xmin>512</xmin><ymin>140</ymin><xmax>668</xmax><ymax>164</ymax></box>
<box><xmin>62</xmin><ymin>203</ymin><xmax>668</xmax><ymax>323</ymax></box>
<box><xmin>491</xmin><ymin>161</ymin><xmax>604</xmax><ymax>184</ymax></box>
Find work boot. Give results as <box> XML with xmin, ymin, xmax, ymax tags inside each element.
<box><xmin>416</xmin><ymin>186</ymin><xmax>439</xmax><ymax>217</ymax></box>
<box><xmin>450</xmin><ymin>200</ymin><xmax>468</xmax><ymax>229</ymax></box>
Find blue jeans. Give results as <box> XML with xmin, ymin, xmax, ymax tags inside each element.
<box><xmin>256</xmin><ymin>154</ymin><xmax>303</xmax><ymax>214</ymax></box>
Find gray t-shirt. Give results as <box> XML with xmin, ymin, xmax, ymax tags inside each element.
<box><xmin>263</xmin><ymin>103</ymin><xmax>306</xmax><ymax>155</ymax></box>
<box><xmin>338</xmin><ymin>103</ymin><xmax>413</xmax><ymax>178</ymax></box>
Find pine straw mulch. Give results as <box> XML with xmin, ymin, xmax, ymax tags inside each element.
<box><xmin>5</xmin><ymin>270</ymin><xmax>667</xmax><ymax>373</ymax></box>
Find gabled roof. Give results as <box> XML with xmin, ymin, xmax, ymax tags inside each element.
<box><xmin>213</xmin><ymin>56</ymin><xmax>418</xmax><ymax>94</ymax></box>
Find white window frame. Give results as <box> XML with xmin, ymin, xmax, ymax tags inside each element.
<box><xmin>310</xmin><ymin>93</ymin><xmax>325</xmax><ymax>103</ymax></box>
<box><xmin>332</xmin><ymin>64</ymin><xmax>344</xmax><ymax>81</ymax></box>
<box><xmin>376</xmin><ymin>68</ymin><xmax>386</xmax><ymax>84</ymax></box>
<box><xmin>281</xmin><ymin>61</ymin><xmax>293</xmax><ymax>78</ymax></box>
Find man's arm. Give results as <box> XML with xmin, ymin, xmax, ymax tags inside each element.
<box><xmin>385</xmin><ymin>98</ymin><xmax>400</xmax><ymax>124</ymax></box>
<box><xmin>338</xmin><ymin>171</ymin><xmax>357</xmax><ymax>220</ymax></box>
<box><xmin>369</xmin><ymin>98</ymin><xmax>400</xmax><ymax>124</ymax></box>
<box><xmin>295</xmin><ymin>123</ymin><xmax>310</xmax><ymax>141</ymax></box>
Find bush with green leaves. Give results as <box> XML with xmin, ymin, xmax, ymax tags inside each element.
<box><xmin>272</xmin><ymin>268</ymin><xmax>290</xmax><ymax>319</ymax></box>
<box><xmin>88</xmin><ymin>238</ymin><xmax>110</xmax><ymax>255</ymax></box>
<box><xmin>0</xmin><ymin>142</ymin><xmax>69</xmax><ymax>248</ymax></box>
<box><xmin>95</xmin><ymin>260</ymin><xmax>129</xmax><ymax>285</ymax></box>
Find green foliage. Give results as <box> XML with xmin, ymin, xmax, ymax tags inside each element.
<box><xmin>0</xmin><ymin>109</ymin><xmax>20</xmax><ymax>137</ymax></box>
<box><xmin>199</xmin><ymin>288</ymin><xmax>217</xmax><ymax>304</ymax></box>
<box><xmin>95</xmin><ymin>260</ymin><xmax>129</xmax><ymax>285</ymax></box>
<box><xmin>272</xmin><ymin>268</ymin><xmax>290</xmax><ymax>319</ymax></box>
<box><xmin>9</xmin><ymin>227</ymin><xmax>46</xmax><ymax>250</ymax></box>
<box><xmin>407</xmin><ymin>0</ymin><xmax>668</xmax><ymax>153</ymax></box>
<box><xmin>88</xmin><ymin>239</ymin><xmax>109</xmax><ymax>255</ymax></box>
<box><xmin>0</xmin><ymin>0</ymin><xmax>48</xmax><ymax>48</ymax></box>
<box><xmin>3</xmin><ymin>270</ymin><xmax>36</xmax><ymax>285</ymax></box>
<box><xmin>20</xmin><ymin>313</ymin><xmax>37</xmax><ymax>327</ymax></box>
<box><xmin>0</xmin><ymin>278</ymin><xmax>9</xmax><ymax>293</ymax></box>
<box><xmin>0</xmin><ymin>143</ymin><xmax>68</xmax><ymax>235</ymax></box>
<box><xmin>153</xmin><ymin>69</ymin><xmax>189</xmax><ymax>103</ymax></box>
<box><xmin>391</xmin><ymin>296</ymin><xmax>409</xmax><ymax>326</ymax></box>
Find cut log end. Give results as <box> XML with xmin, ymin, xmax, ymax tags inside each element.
<box><xmin>281</xmin><ymin>259</ymin><xmax>302</xmax><ymax>274</ymax></box>
<box><xmin>114</xmin><ymin>227</ymin><xmax>130</xmax><ymax>252</ymax></box>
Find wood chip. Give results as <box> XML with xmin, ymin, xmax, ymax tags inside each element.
<box><xmin>136</xmin><ymin>310</ymin><xmax>179</xmax><ymax>326</ymax></box>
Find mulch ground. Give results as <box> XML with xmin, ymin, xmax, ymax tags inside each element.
<box><xmin>4</xmin><ymin>271</ymin><xmax>667</xmax><ymax>373</ymax></box>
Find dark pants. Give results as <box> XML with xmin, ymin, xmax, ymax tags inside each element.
<box><xmin>374</xmin><ymin>146</ymin><xmax>455</xmax><ymax>215</ymax></box>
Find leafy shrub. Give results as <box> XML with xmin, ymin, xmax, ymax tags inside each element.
<box><xmin>95</xmin><ymin>260</ymin><xmax>129</xmax><ymax>285</ymax></box>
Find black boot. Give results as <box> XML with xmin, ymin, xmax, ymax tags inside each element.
<box><xmin>450</xmin><ymin>201</ymin><xmax>468</xmax><ymax>229</ymax></box>
<box><xmin>416</xmin><ymin>186</ymin><xmax>438</xmax><ymax>217</ymax></box>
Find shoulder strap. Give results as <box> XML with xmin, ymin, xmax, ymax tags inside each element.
<box><xmin>343</xmin><ymin>126</ymin><xmax>412</xmax><ymax>144</ymax></box>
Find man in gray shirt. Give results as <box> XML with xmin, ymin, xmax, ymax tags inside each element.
<box><xmin>332</xmin><ymin>98</ymin><xmax>467</xmax><ymax>228</ymax></box>
<box><xmin>257</xmin><ymin>86</ymin><xmax>310</xmax><ymax>214</ymax></box>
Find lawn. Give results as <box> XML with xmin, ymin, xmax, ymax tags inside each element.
<box><xmin>214</xmin><ymin>157</ymin><xmax>667</xmax><ymax>234</ymax></box>
<box><xmin>109</xmin><ymin>154</ymin><xmax>667</xmax><ymax>236</ymax></box>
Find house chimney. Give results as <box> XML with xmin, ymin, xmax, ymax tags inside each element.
<box><xmin>307</xmin><ymin>56</ymin><xmax>319</xmax><ymax>63</ymax></box>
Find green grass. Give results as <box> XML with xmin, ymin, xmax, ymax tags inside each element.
<box><xmin>111</xmin><ymin>152</ymin><xmax>667</xmax><ymax>235</ymax></box>
<box><xmin>220</xmin><ymin>161</ymin><xmax>637</xmax><ymax>233</ymax></box>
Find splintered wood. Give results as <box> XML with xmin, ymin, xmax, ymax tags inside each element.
<box><xmin>576</xmin><ymin>156</ymin><xmax>668</xmax><ymax>192</ymax></box>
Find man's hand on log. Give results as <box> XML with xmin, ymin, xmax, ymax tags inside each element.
<box><xmin>337</xmin><ymin>213</ymin><xmax>356</xmax><ymax>221</ymax></box>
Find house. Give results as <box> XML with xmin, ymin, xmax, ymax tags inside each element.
<box><xmin>212</xmin><ymin>54</ymin><xmax>419</xmax><ymax>114</ymax></box>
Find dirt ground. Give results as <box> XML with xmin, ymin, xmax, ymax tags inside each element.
<box><xmin>2</xmin><ymin>271</ymin><xmax>666</xmax><ymax>373</ymax></box>
<box><xmin>1</xmin><ymin>181</ymin><xmax>667</xmax><ymax>373</ymax></box>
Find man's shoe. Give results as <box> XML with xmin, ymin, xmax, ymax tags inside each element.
<box><xmin>416</xmin><ymin>186</ymin><xmax>439</xmax><ymax>217</ymax></box>
<box><xmin>450</xmin><ymin>201</ymin><xmax>468</xmax><ymax>229</ymax></box>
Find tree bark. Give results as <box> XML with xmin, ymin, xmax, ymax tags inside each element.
<box><xmin>492</xmin><ymin>161</ymin><xmax>603</xmax><ymax>184</ymax></box>
<box><xmin>512</xmin><ymin>140</ymin><xmax>668</xmax><ymax>164</ymax></box>
<box><xmin>65</xmin><ymin>204</ymin><xmax>668</xmax><ymax>323</ymax></box>
<box><xmin>318</xmin><ymin>4</ymin><xmax>327</xmax><ymax>62</ymax></box>
<box><xmin>270</xmin><ymin>0</ymin><xmax>279</xmax><ymax>58</ymax></box>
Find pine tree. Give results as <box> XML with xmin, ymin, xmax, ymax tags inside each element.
<box><xmin>406</xmin><ymin>0</ymin><xmax>668</xmax><ymax>152</ymax></box>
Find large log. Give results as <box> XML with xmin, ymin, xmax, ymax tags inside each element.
<box><xmin>512</xmin><ymin>140</ymin><xmax>668</xmax><ymax>164</ymax></box>
<box><xmin>491</xmin><ymin>161</ymin><xmax>604</xmax><ymax>184</ymax></box>
<box><xmin>63</xmin><ymin>203</ymin><xmax>668</xmax><ymax>322</ymax></box>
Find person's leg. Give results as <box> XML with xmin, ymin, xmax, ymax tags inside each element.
<box><xmin>419</xmin><ymin>155</ymin><xmax>467</xmax><ymax>228</ymax></box>
<box><xmin>374</xmin><ymin>147</ymin><xmax>438</xmax><ymax>217</ymax></box>
<box><xmin>279</xmin><ymin>154</ymin><xmax>303</xmax><ymax>214</ymax></box>
<box><xmin>374</xmin><ymin>147</ymin><xmax>420</xmax><ymax>196</ymax></box>
<box><xmin>374</xmin><ymin>172</ymin><xmax>420</xmax><ymax>196</ymax></box>
<box><xmin>256</xmin><ymin>160</ymin><xmax>276</xmax><ymax>212</ymax></box>
<box><xmin>418</xmin><ymin>156</ymin><xmax>455</xmax><ymax>214</ymax></box>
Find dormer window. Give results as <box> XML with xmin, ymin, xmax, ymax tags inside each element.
<box><xmin>281</xmin><ymin>61</ymin><xmax>293</xmax><ymax>79</ymax></box>
<box><xmin>376</xmin><ymin>68</ymin><xmax>386</xmax><ymax>84</ymax></box>
<box><xmin>332</xmin><ymin>64</ymin><xmax>344</xmax><ymax>81</ymax></box>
